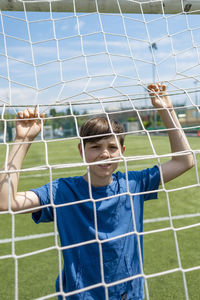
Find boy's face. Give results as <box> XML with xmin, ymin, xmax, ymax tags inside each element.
<box><xmin>78</xmin><ymin>136</ymin><xmax>125</xmax><ymax>186</ymax></box>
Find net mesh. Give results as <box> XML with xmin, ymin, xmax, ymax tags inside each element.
<box><xmin>0</xmin><ymin>0</ymin><xmax>199</xmax><ymax>299</ymax></box>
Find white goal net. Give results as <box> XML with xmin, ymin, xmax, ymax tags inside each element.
<box><xmin>0</xmin><ymin>0</ymin><xmax>199</xmax><ymax>299</ymax></box>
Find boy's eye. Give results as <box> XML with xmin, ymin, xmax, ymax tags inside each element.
<box><xmin>91</xmin><ymin>145</ymin><xmax>99</xmax><ymax>149</ymax></box>
<box><xmin>110</xmin><ymin>145</ymin><xmax>118</xmax><ymax>148</ymax></box>
<box><xmin>110</xmin><ymin>146</ymin><xmax>118</xmax><ymax>150</ymax></box>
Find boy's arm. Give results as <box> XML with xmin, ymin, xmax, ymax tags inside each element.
<box><xmin>147</xmin><ymin>83</ymin><xmax>194</xmax><ymax>184</ymax></box>
<box><xmin>0</xmin><ymin>108</ymin><xmax>44</xmax><ymax>212</ymax></box>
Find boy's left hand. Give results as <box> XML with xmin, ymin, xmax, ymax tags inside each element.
<box><xmin>147</xmin><ymin>83</ymin><xmax>173</xmax><ymax>110</ymax></box>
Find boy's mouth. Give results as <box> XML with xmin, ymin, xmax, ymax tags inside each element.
<box><xmin>98</xmin><ymin>163</ymin><xmax>111</xmax><ymax>168</ymax></box>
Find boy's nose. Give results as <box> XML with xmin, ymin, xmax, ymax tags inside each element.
<box><xmin>100</xmin><ymin>149</ymin><xmax>110</xmax><ymax>158</ymax></box>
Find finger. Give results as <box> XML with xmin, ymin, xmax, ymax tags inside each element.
<box><xmin>37</xmin><ymin>112</ymin><xmax>45</xmax><ymax>123</ymax></box>
<box><xmin>33</xmin><ymin>106</ymin><xmax>45</xmax><ymax>120</ymax></box>
<box><xmin>148</xmin><ymin>83</ymin><xmax>160</xmax><ymax>92</ymax></box>
<box><xmin>23</xmin><ymin>109</ymin><xmax>30</xmax><ymax>118</ymax></box>
<box><xmin>148</xmin><ymin>88</ymin><xmax>158</xmax><ymax>97</ymax></box>
<box><xmin>32</xmin><ymin>107</ymin><xmax>42</xmax><ymax>118</ymax></box>
<box><xmin>156</xmin><ymin>82</ymin><xmax>164</xmax><ymax>90</ymax></box>
<box><xmin>147</xmin><ymin>85</ymin><xmax>155</xmax><ymax>94</ymax></box>
<box><xmin>17</xmin><ymin>111</ymin><xmax>24</xmax><ymax>119</ymax></box>
<box><xmin>27</xmin><ymin>108</ymin><xmax>35</xmax><ymax>118</ymax></box>
<box><xmin>40</xmin><ymin>112</ymin><xmax>45</xmax><ymax>119</ymax></box>
<box><xmin>147</xmin><ymin>83</ymin><xmax>156</xmax><ymax>89</ymax></box>
<box><xmin>154</xmin><ymin>84</ymin><xmax>159</xmax><ymax>92</ymax></box>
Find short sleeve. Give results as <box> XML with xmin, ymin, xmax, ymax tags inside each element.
<box><xmin>127</xmin><ymin>165</ymin><xmax>160</xmax><ymax>201</ymax></box>
<box><xmin>31</xmin><ymin>182</ymin><xmax>54</xmax><ymax>224</ymax></box>
<box><xmin>142</xmin><ymin>165</ymin><xmax>160</xmax><ymax>201</ymax></box>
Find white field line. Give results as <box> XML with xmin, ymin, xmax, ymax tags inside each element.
<box><xmin>0</xmin><ymin>213</ymin><xmax>199</xmax><ymax>245</ymax></box>
<box><xmin>143</xmin><ymin>213</ymin><xmax>200</xmax><ymax>223</ymax></box>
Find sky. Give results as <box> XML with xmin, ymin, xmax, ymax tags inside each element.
<box><xmin>0</xmin><ymin>4</ymin><xmax>200</xmax><ymax>114</ymax></box>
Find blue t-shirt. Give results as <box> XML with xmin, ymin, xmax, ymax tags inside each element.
<box><xmin>32</xmin><ymin>166</ymin><xmax>160</xmax><ymax>300</ymax></box>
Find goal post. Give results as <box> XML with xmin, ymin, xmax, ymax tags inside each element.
<box><xmin>0</xmin><ymin>1</ymin><xmax>199</xmax><ymax>300</ymax></box>
<box><xmin>1</xmin><ymin>0</ymin><xmax>200</xmax><ymax>14</ymax></box>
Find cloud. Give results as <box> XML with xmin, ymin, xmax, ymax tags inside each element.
<box><xmin>74</xmin><ymin>20</ymin><xmax>85</xmax><ymax>32</ymax></box>
<box><xmin>0</xmin><ymin>86</ymin><xmax>60</xmax><ymax>107</ymax></box>
<box><xmin>1</xmin><ymin>29</ymin><xmax>198</xmax><ymax>108</ymax></box>
<box><xmin>61</xmin><ymin>24</ymin><xmax>69</xmax><ymax>31</ymax></box>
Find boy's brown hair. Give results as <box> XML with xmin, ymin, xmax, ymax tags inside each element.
<box><xmin>80</xmin><ymin>116</ymin><xmax>125</xmax><ymax>147</ymax></box>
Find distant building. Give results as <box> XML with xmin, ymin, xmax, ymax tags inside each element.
<box><xmin>178</xmin><ymin>108</ymin><xmax>200</xmax><ymax>127</ymax></box>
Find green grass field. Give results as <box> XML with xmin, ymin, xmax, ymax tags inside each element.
<box><xmin>0</xmin><ymin>135</ymin><xmax>199</xmax><ymax>300</ymax></box>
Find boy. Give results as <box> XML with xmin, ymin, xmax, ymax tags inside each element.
<box><xmin>0</xmin><ymin>84</ymin><xmax>194</xmax><ymax>300</ymax></box>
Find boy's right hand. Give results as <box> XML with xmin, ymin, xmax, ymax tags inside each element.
<box><xmin>147</xmin><ymin>83</ymin><xmax>173</xmax><ymax>110</ymax></box>
<box><xmin>16</xmin><ymin>108</ymin><xmax>45</xmax><ymax>141</ymax></box>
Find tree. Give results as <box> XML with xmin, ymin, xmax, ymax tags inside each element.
<box><xmin>50</xmin><ymin>108</ymin><xmax>57</xmax><ymax>117</ymax></box>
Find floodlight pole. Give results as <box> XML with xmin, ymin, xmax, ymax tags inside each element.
<box><xmin>149</xmin><ymin>42</ymin><xmax>158</xmax><ymax>130</ymax></box>
<box><xmin>194</xmin><ymin>80</ymin><xmax>199</xmax><ymax>119</ymax></box>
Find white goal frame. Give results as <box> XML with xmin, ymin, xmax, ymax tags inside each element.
<box><xmin>0</xmin><ymin>0</ymin><xmax>200</xmax><ymax>14</ymax></box>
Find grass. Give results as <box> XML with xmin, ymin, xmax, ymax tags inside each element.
<box><xmin>0</xmin><ymin>135</ymin><xmax>199</xmax><ymax>299</ymax></box>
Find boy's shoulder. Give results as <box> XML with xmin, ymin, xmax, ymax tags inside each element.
<box><xmin>53</xmin><ymin>175</ymin><xmax>87</xmax><ymax>190</ymax></box>
<box><xmin>32</xmin><ymin>175</ymin><xmax>86</xmax><ymax>197</ymax></box>
<box><xmin>115</xmin><ymin>165</ymin><xmax>159</xmax><ymax>180</ymax></box>
<box><xmin>114</xmin><ymin>165</ymin><xmax>160</xmax><ymax>188</ymax></box>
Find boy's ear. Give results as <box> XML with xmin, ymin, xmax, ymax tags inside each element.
<box><xmin>78</xmin><ymin>143</ymin><xmax>82</xmax><ymax>157</ymax></box>
<box><xmin>122</xmin><ymin>145</ymin><xmax>125</xmax><ymax>154</ymax></box>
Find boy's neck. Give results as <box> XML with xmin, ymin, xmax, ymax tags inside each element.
<box><xmin>83</xmin><ymin>173</ymin><xmax>113</xmax><ymax>187</ymax></box>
